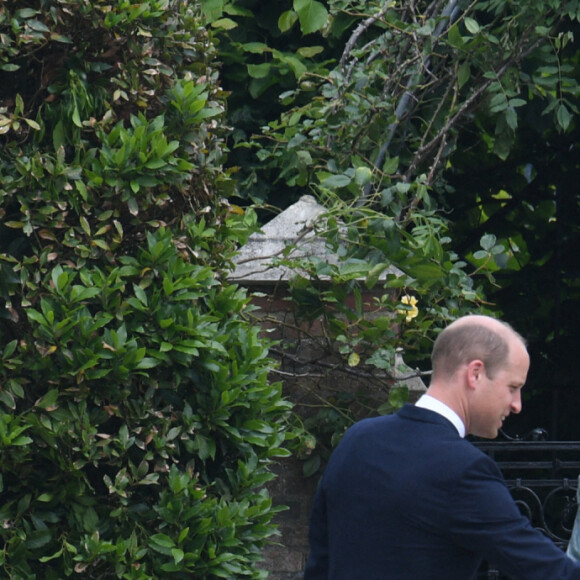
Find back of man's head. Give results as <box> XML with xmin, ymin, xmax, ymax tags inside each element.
<box><xmin>431</xmin><ymin>315</ymin><xmax>525</xmax><ymax>380</ymax></box>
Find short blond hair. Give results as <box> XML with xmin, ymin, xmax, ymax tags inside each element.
<box><xmin>431</xmin><ymin>318</ymin><xmax>526</xmax><ymax>380</ymax></box>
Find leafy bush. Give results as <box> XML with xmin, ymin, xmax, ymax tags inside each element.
<box><xmin>0</xmin><ymin>1</ymin><xmax>291</xmax><ymax>578</ymax></box>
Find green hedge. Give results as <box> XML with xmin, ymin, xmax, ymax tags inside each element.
<box><xmin>0</xmin><ymin>1</ymin><xmax>291</xmax><ymax>578</ymax></box>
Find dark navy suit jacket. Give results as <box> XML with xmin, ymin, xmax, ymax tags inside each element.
<box><xmin>304</xmin><ymin>404</ymin><xmax>580</xmax><ymax>579</ymax></box>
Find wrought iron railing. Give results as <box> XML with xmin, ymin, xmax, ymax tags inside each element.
<box><xmin>473</xmin><ymin>430</ymin><xmax>580</xmax><ymax>579</ymax></box>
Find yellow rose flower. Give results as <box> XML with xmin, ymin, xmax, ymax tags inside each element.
<box><xmin>397</xmin><ymin>295</ymin><xmax>419</xmax><ymax>322</ymax></box>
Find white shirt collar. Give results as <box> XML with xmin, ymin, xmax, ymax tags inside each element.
<box><xmin>415</xmin><ymin>394</ymin><xmax>466</xmax><ymax>438</ymax></box>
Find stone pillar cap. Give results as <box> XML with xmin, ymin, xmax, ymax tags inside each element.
<box><xmin>229</xmin><ymin>195</ymin><xmax>401</xmax><ymax>284</ymax></box>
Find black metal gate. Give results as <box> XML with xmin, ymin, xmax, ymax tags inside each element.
<box><xmin>474</xmin><ymin>431</ymin><xmax>580</xmax><ymax>579</ymax></box>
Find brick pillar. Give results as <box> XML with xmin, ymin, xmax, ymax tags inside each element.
<box><xmin>245</xmin><ymin>284</ymin><xmax>425</xmax><ymax>577</ymax></box>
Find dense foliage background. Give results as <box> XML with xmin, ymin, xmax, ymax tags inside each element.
<box><xmin>205</xmin><ymin>0</ymin><xmax>580</xmax><ymax>441</ymax></box>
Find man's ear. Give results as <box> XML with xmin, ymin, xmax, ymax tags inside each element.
<box><xmin>466</xmin><ymin>360</ymin><xmax>485</xmax><ymax>390</ymax></box>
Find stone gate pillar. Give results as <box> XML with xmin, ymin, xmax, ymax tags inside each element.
<box><xmin>230</xmin><ymin>196</ymin><xmax>426</xmax><ymax>579</ymax></box>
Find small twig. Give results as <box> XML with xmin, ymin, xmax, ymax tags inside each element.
<box><xmin>340</xmin><ymin>6</ymin><xmax>391</xmax><ymax>75</ymax></box>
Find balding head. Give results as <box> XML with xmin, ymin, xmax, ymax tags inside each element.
<box><xmin>431</xmin><ymin>315</ymin><xmax>527</xmax><ymax>381</ymax></box>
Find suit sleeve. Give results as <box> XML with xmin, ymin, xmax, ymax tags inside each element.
<box><xmin>445</xmin><ymin>454</ymin><xmax>580</xmax><ymax>580</ymax></box>
<box><xmin>304</xmin><ymin>481</ymin><xmax>329</xmax><ymax>580</ymax></box>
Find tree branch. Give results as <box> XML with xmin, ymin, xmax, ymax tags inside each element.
<box><xmin>357</xmin><ymin>0</ymin><xmax>461</xmax><ymax>206</ymax></box>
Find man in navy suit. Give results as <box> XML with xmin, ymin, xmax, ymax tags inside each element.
<box><xmin>304</xmin><ymin>314</ymin><xmax>580</xmax><ymax>579</ymax></box>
